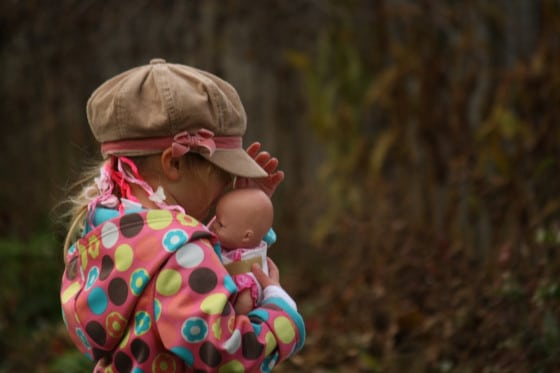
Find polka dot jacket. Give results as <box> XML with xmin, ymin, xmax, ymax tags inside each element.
<box><xmin>60</xmin><ymin>208</ymin><xmax>305</xmax><ymax>372</ymax></box>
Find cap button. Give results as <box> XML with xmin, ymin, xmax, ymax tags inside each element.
<box><xmin>150</xmin><ymin>58</ymin><xmax>166</xmax><ymax>65</ymax></box>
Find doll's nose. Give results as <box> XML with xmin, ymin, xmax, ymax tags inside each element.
<box><xmin>208</xmin><ymin>217</ymin><xmax>217</xmax><ymax>232</ymax></box>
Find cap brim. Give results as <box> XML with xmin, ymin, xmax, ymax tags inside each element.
<box><xmin>202</xmin><ymin>148</ymin><xmax>268</xmax><ymax>178</ymax></box>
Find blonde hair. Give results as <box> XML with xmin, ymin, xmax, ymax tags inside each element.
<box><xmin>61</xmin><ymin>153</ymin><xmax>232</xmax><ymax>258</ymax></box>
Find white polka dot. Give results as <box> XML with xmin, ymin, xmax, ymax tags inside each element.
<box><xmin>176</xmin><ymin>243</ymin><xmax>205</xmax><ymax>268</ymax></box>
<box><xmin>101</xmin><ymin>222</ymin><xmax>119</xmax><ymax>248</ymax></box>
<box><xmin>222</xmin><ymin>329</ymin><xmax>241</xmax><ymax>354</ymax></box>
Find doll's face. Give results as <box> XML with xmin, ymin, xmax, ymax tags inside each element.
<box><xmin>211</xmin><ymin>201</ymin><xmax>250</xmax><ymax>249</ymax></box>
<box><xmin>209</xmin><ymin>188</ymin><xmax>273</xmax><ymax>250</ymax></box>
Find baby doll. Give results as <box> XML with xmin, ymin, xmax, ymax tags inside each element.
<box><xmin>210</xmin><ymin>188</ymin><xmax>274</xmax><ymax>314</ymax></box>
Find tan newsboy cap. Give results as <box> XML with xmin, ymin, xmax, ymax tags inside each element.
<box><xmin>86</xmin><ymin>58</ymin><xmax>267</xmax><ymax>178</ymax></box>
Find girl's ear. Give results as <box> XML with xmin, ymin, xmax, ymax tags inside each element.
<box><xmin>160</xmin><ymin>147</ymin><xmax>181</xmax><ymax>181</ymax></box>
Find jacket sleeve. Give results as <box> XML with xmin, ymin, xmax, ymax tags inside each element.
<box><xmin>154</xmin><ymin>237</ymin><xmax>305</xmax><ymax>371</ymax></box>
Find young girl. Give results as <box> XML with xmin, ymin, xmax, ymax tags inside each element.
<box><xmin>60</xmin><ymin>58</ymin><xmax>305</xmax><ymax>372</ymax></box>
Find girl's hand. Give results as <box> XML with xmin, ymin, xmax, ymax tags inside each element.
<box><xmin>252</xmin><ymin>257</ymin><xmax>280</xmax><ymax>289</ymax></box>
<box><xmin>235</xmin><ymin>142</ymin><xmax>284</xmax><ymax>196</ymax></box>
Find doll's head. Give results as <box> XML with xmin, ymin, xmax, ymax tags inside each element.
<box><xmin>211</xmin><ymin>188</ymin><xmax>273</xmax><ymax>250</ymax></box>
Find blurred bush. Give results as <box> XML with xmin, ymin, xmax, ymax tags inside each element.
<box><xmin>281</xmin><ymin>0</ymin><xmax>560</xmax><ymax>371</ymax></box>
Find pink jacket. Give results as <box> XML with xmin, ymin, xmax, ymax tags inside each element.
<box><xmin>60</xmin><ymin>208</ymin><xmax>305</xmax><ymax>372</ymax></box>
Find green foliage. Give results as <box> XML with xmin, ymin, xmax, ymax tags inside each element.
<box><xmin>48</xmin><ymin>350</ymin><xmax>91</xmax><ymax>373</ymax></box>
<box><xmin>0</xmin><ymin>228</ymin><xmax>77</xmax><ymax>372</ymax></box>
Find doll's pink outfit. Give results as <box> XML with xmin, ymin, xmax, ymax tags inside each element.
<box><xmin>221</xmin><ymin>241</ymin><xmax>268</xmax><ymax>307</ymax></box>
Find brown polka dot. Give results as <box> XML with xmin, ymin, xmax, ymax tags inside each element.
<box><xmin>120</xmin><ymin>213</ymin><xmax>144</xmax><ymax>238</ymax></box>
<box><xmin>66</xmin><ymin>257</ymin><xmax>78</xmax><ymax>281</ymax></box>
<box><xmin>189</xmin><ymin>268</ymin><xmax>217</xmax><ymax>294</ymax></box>
<box><xmin>131</xmin><ymin>338</ymin><xmax>150</xmax><ymax>363</ymax></box>
<box><xmin>108</xmin><ymin>277</ymin><xmax>128</xmax><ymax>306</ymax></box>
<box><xmin>249</xmin><ymin>316</ymin><xmax>264</xmax><ymax>325</ymax></box>
<box><xmin>191</xmin><ymin>230</ymin><xmax>211</xmax><ymax>241</ymax></box>
<box><xmin>114</xmin><ymin>351</ymin><xmax>132</xmax><ymax>373</ymax></box>
<box><xmin>222</xmin><ymin>303</ymin><xmax>232</xmax><ymax>316</ymax></box>
<box><xmin>86</xmin><ymin>320</ymin><xmax>106</xmax><ymax>346</ymax></box>
<box><xmin>242</xmin><ymin>332</ymin><xmax>264</xmax><ymax>359</ymax></box>
<box><xmin>199</xmin><ymin>341</ymin><xmax>221</xmax><ymax>367</ymax></box>
<box><xmin>100</xmin><ymin>255</ymin><xmax>114</xmax><ymax>281</ymax></box>
<box><xmin>92</xmin><ymin>348</ymin><xmax>111</xmax><ymax>361</ymax></box>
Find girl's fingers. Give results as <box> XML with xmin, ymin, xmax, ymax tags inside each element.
<box><xmin>246</xmin><ymin>142</ymin><xmax>261</xmax><ymax>158</ymax></box>
<box><xmin>251</xmin><ymin>258</ymin><xmax>280</xmax><ymax>288</ymax></box>
<box><xmin>266</xmin><ymin>257</ymin><xmax>280</xmax><ymax>283</ymax></box>
<box><xmin>254</xmin><ymin>152</ymin><xmax>271</xmax><ymax>168</ymax></box>
<box><xmin>252</xmin><ymin>263</ymin><xmax>273</xmax><ymax>288</ymax></box>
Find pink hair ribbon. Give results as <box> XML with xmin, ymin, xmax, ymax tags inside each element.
<box><xmin>115</xmin><ymin>156</ymin><xmax>185</xmax><ymax>214</ymax></box>
<box><xmin>85</xmin><ymin>156</ymin><xmax>185</xmax><ymax>227</ymax></box>
<box><xmin>171</xmin><ymin>129</ymin><xmax>216</xmax><ymax>157</ymax></box>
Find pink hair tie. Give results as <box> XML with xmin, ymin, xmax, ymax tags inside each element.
<box><xmin>85</xmin><ymin>159</ymin><xmax>120</xmax><ymax>225</ymax></box>
<box><xmin>115</xmin><ymin>156</ymin><xmax>185</xmax><ymax>214</ymax></box>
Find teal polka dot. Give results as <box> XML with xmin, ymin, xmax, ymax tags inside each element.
<box><xmin>171</xmin><ymin>346</ymin><xmax>194</xmax><ymax>365</ymax></box>
<box><xmin>61</xmin><ymin>308</ymin><xmax>67</xmax><ymax>328</ymax></box>
<box><xmin>132</xmin><ymin>368</ymin><xmax>145</xmax><ymax>373</ymax></box>
<box><xmin>253</xmin><ymin>323</ymin><xmax>263</xmax><ymax>336</ymax></box>
<box><xmin>181</xmin><ymin>317</ymin><xmax>208</xmax><ymax>343</ymax></box>
<box><xmin>85</xmin><ymin>266</ymin><xmax>100</xmax><ymax>290</ymax></box>
<box><xmin>224</xmin><ymin>274</ymin><xmax>237</xmax><ymax>293</ymax></box>
<box><xmin>87</xmin><ymin>287</ymin><xmax>108</xmax><ymax>315</ymax></box>
<box><xmin>134</xmin><ymin>311</ymin><xmax>152</xmax><ymax>336</ymax></box>
<box><xmin>248</xmin><ymin>308</ymin><xmax>270</xmax><ymax>321</ymax></box>
<box><xmin>162</xmin><ymin>229</ymin><xmax>188</xmax><ymax>252</ymax></box>
<box><xmin>154</xmin><ymin>299</ymin><xmax>162</xmax><ymax>321</ymax></box>
<box><xmin>76</xmin><ymin>327</ymin><xmax>91</xmax><ymax>349</ymax></box>
<box><xmin>261</xmin><ymin>352</ymin><xmax>278</xmax><ymax>373</ymax></box>
<box><xmin>130</xmin><ymin>269</ymin><xmax>150</xmax><ymax>296</ymax></box>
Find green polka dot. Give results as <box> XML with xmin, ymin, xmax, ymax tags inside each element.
<box><xmin>212</xmin><ymin>319</ymin><xmax>222</xmax><ymax>340</ymax></box>
<box><xmin>219</xmin><ymin>360</ymin><xmax>244</xmax><ymax>372</ymax></box>
<box><xmin>119</xmin><ymin>328</ymin><xmax>131</xmax><ymax>348</ymax></box>
<box><xmin>200</xmin><ymin>293</ymin><xmax>227</xmax><ymax>315</ymax></box>
<box><xmin>273</xmin><ymin>316</ymin><xmax>295</xmax><ymax>344</ymax></box>
<box><xmin>265</xmin><ymin>331</ymin><xmax>277</xmax><ymax>355</ymax></box>
<box><xmin>61</xmin><ymin>282</ymin><xmax>81</xmax><ymax>304</ymax></box>
<box><xmin>156</xmin><ymin>269</ymin><xmax>182</xmax><ymax>296</ymax></box>
<box><xmin>146</xmin><ymin>210</ymin><xmax>173</xmax><ymax>230</ymax></box>
<box><xmin>114</xmin><ymin>244</ymin><xmax>133</xmax><ymax>272</ymax></box>
<box><xmin>177</xmin><ymin>213</ymin><xmax>199</xmax><ymax>227</ymax></box>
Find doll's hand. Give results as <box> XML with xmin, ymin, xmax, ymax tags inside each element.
<box><xmin>252</xmin><ymin>257</ymin><xmax>280</xmax><ymax>289</ymax></box>
<box><xmin>235</xmin><ymin>142</ymin><xmax>285</xmax><ymax>196</ymax></box>
<box><xmin>233</xmin><ymin>290</ymin><xmax>254</xmax><ymax>315</ymax></box>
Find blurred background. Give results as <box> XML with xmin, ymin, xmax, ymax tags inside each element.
<box><xmin>2</xmin><ymin>0</ymin><xmax>560</xmax><ymax>372</ymax></box>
